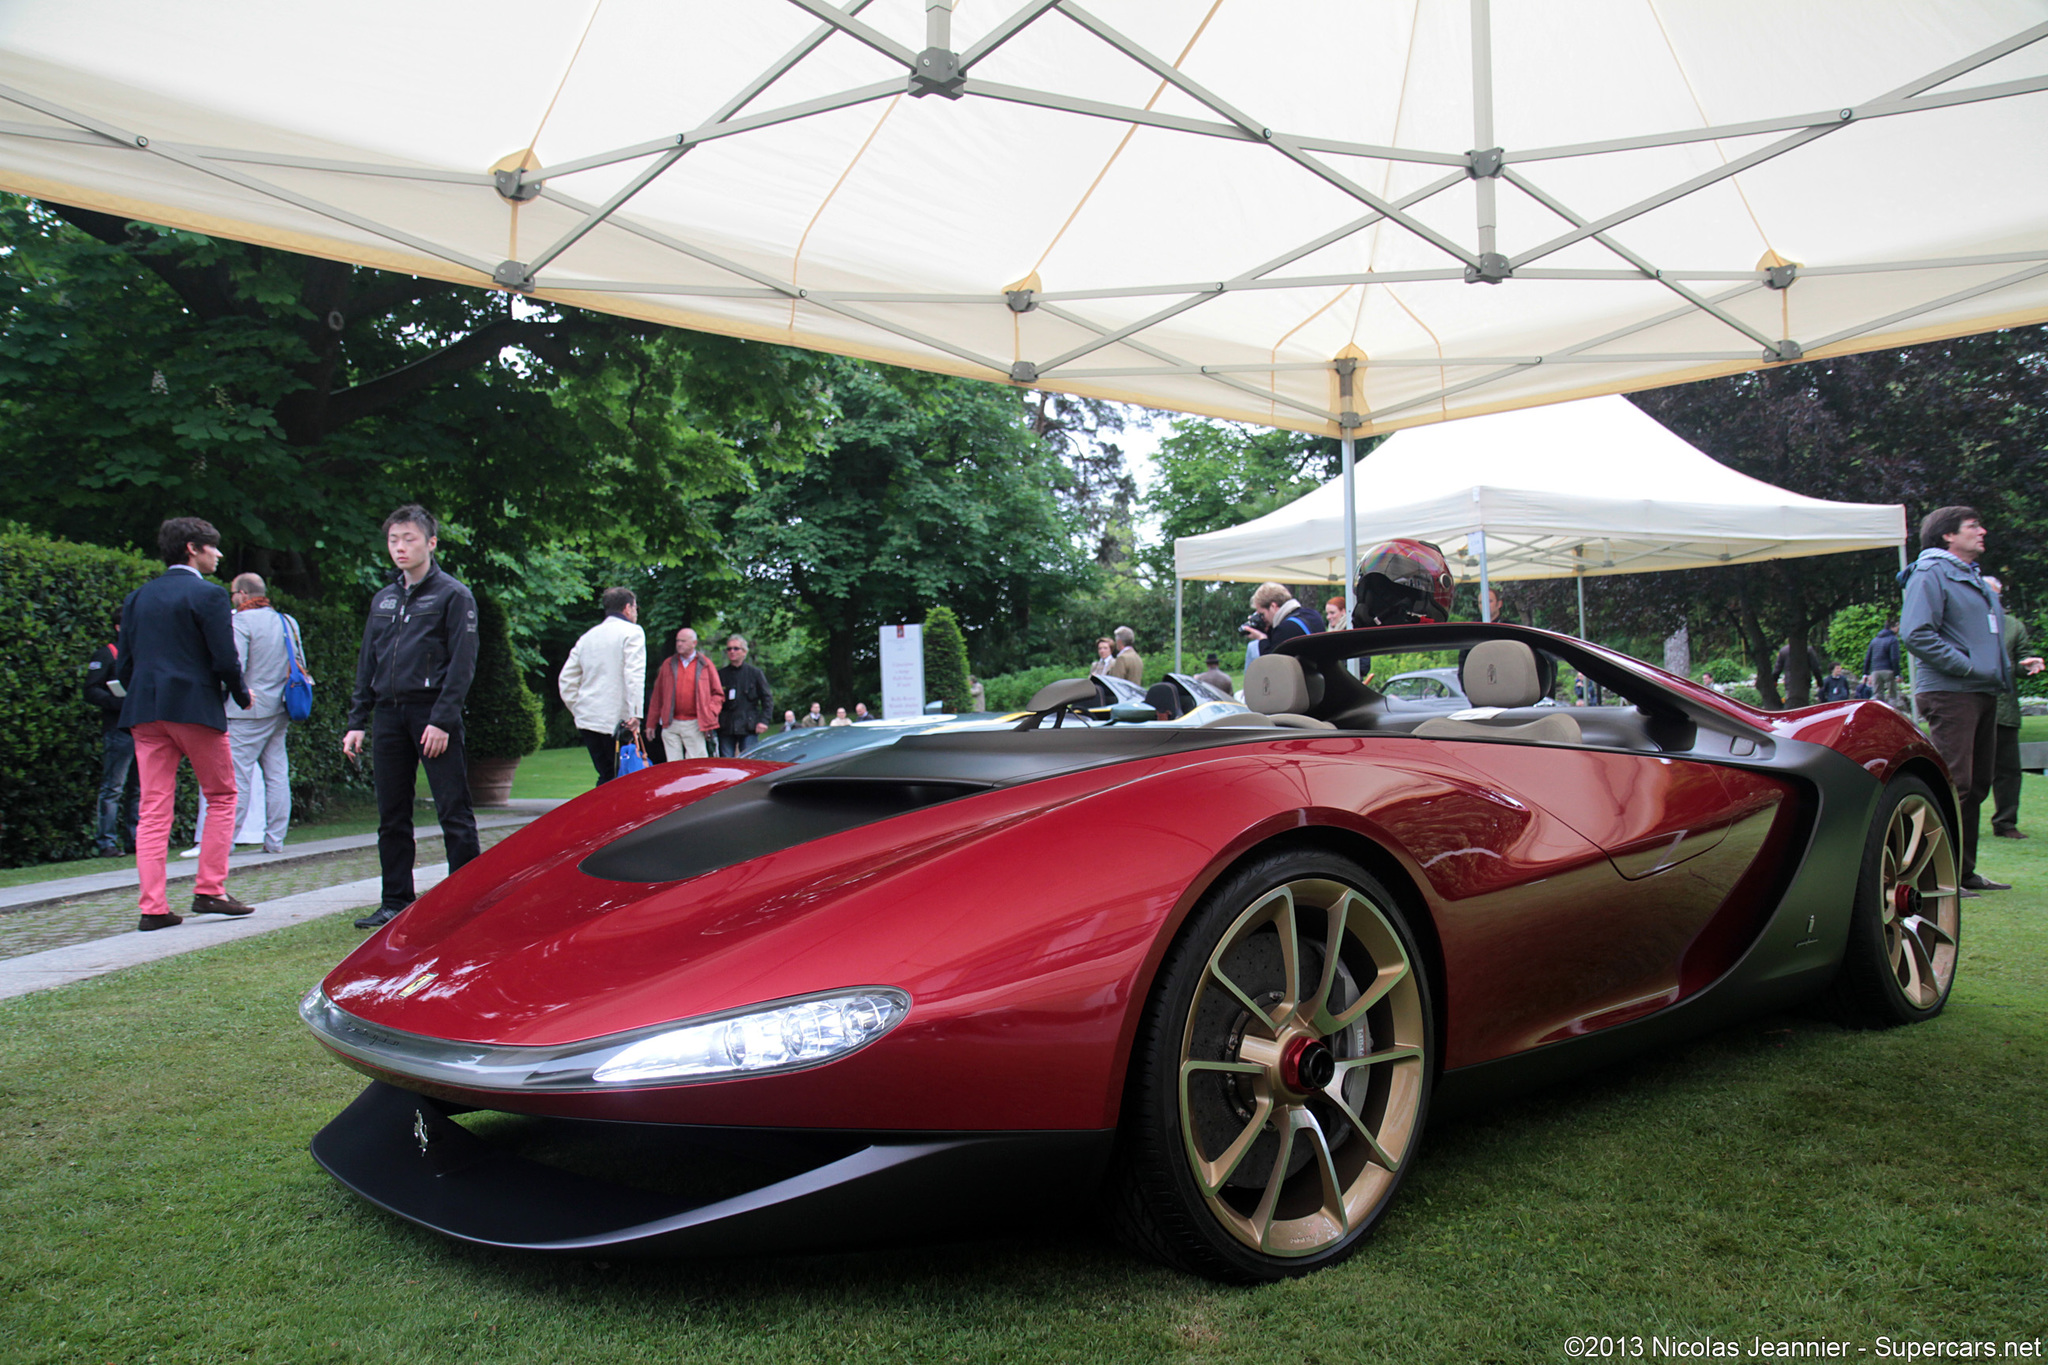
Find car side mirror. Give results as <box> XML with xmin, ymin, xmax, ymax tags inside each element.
<box><xmin>1108</xmin><ymin>702</ymin><xmax>1156</xmax><ymax>724</ymax></box>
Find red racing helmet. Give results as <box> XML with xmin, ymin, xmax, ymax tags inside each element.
<box><xmin>1351</xmin><ymin>538</ymin><xmax>1455</xmax><ymax>627</ymax></box>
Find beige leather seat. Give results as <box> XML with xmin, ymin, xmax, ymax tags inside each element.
<box><xmin>1242</xmin><ymin>654</ymin><xmax>1335</xmax><ymax>730</ymax></box>
<box><xmin>1412</xmin><ymin>640</ymin><xmax>1582</xmax><ymax>744</ymax></box>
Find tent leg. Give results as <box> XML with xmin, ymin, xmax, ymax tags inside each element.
<box><xmin>1475</xmin><ymin>530</ymin><xmax>1491</xmax><ymax>621</ymax></box>
<box><xmin>1900</xmin><ymin>543</ymin><xmax>1920</xmax><ymax>727</ymax></box>
<box><xmin>1576</xmin><ymin>572</ymin><xmax>1586</xmax><ymax>640</ymax></box>
<box><xmin>1342</xmin><ymin>433</ymin><xmax>1358</xmax><ymax>623</ymax></box>
<box><xmin>1174</xmin><ymin>577</ymin><xmax>1184</xmax><ymax>675</ymax></box>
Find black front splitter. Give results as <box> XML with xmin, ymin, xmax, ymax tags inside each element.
<box><xmin>311</xmin><ymin>1082</ymin><xmax>1113</xmax><ymax>1256</ymax></box>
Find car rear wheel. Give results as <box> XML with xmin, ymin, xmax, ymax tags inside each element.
<box><xmin>1111</xmin><ymin>849</ymin><xmax>1433</xmax><ymax>1282</ymax></box>
<box><xmin>1823</xmin><ymin>775</ymin><xmax>1961</xmax><ymax>1027</ymax></box>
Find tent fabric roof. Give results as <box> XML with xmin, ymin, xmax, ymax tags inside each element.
<box><xmin>1171</xmin><ymin>395</ymin><xmax>1907</xmax><ymax>584</ymax></box>
<box><xmin>0</xmin><ymin>2</ymin><xmax>2044</xmax><ymax>436</ymax></box>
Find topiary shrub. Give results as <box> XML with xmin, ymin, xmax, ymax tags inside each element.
<box><xmin>922</xmin><ymin>605</ymin><xmax>973</xmax><ymax>713</ymax></box>
<box><xmin>467</xmin><ymin>591</ymin><xmax>544</xmax><ymax>760</ymax></box>
<box><xmin>0</xmin><ymin>531</ymin><xmax>159</xmax><ymax>866</ymax></box>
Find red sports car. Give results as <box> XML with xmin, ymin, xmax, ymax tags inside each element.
<box><xmin>301</xmin><ymin>623</ymin><xmax>1960</xmax><ymax>1283</ymax></box>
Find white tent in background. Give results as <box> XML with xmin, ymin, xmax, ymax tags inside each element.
<box><xmin>1170</xmin><ymin>395</ymin><xmax>1907</xmax><ymax>645</ymax></box>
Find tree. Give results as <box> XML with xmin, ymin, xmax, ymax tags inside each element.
<box><xmin>0</xmin><ymin>196</ymin><xmax>825</xmax><ymax>600</ymax></box>
<box><xmin>923</xmin><ymin>605</ymin><xmax>973</xmax><ymax>712</ymax></box>
<box><xmin>1626</xmin><ymin>327</ymin><xmax>2048</xmax><ymax>705</ymax></box>
<box><xmin>731</xmin><ymin>361</ymin><xmax>1090</xmax><ymax>703</ymax></box>
<box><xmin>1026</xmin><ymin>392</ymin><xmax>1144</xmax><ymax>569</ymax></box>
<box><xmin>1140</xmin><ymin>420</ymin><xmax>1378</xmax><ymax>582</ymax></box>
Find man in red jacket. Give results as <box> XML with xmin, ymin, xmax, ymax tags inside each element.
<box><xmin>646</xmin><ymin>626</ymin><xmax>723</xmax><ymax>761</ymax></box>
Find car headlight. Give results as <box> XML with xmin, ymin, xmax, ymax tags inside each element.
<box><xmin>593</xmin><ymin>992</ymin><xmax>908</xmax><ymax>1083</ymax></box>
<box><xmin>301</xmin><ymin>986</ymin><xmax>911</xmax><ymax>1091</ymax></box>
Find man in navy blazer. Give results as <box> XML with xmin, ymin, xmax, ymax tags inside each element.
<box><xmin>117</xmin><ymin>516</ymin><xmax>257</xmax><ymax>931</ymax></box>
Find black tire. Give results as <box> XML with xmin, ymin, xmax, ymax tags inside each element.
<box><xmin>1111</xmin><ymin>847</ymin><xmax>1434</xmax><ymax>1283</ymax></box>
<box><xmin>1822</xmin><ymin>775</ymin><xmax>1962</xmax><ymax>1028</ymax></box>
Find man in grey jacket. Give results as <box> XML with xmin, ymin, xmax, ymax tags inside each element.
<box><xmin>225</xmin><ymin>573</ymin><xmax>298</xmax><ymax>852</ymax></box>
<box><xmin>1900</xmin><ymin>506</ymin><xmax>2040</xmax><ymax>893</ymax></box>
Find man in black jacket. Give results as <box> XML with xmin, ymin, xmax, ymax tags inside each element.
<box><xmin>117</xmin><ymin>516</ymin><xmax>255</xmax><ymax>930</ymax></box>
<box><xmin>1863</xmin><ymin>621</ymin><xmax>1902</xmax><ymax>705</ymax></box>
<box><xmin>716</xmin><ymin>634</ymin><xmax>774</xmax><ymax>758</ymax></box>
<box><xmin>82</xmin><ymin>604</ymin><xmax>139</xmax><ymax>856</ymax></box>
<box><xmin>341</xmin><ymin>504</ymin><xmax>481</xmax><ymax>929</ymax></box>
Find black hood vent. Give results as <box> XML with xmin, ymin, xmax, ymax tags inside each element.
<box><xmin>578</xmin><ymin>726</ymin><xmax>1268</xmax><ymax>885</ymax></box>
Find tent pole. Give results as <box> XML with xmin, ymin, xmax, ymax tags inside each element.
<box><xmin>1174</xmin><ymin>576</ymin><xmax>1184</xmax><ymax>675</ymax></box>
<box><xmin>1342</xmin><ymin>434</ymin><xmax>1358</xmax><ymax>623</ymax></box>
<box><xmin>1900</xmin><ymin>542</ymin><xmax>1920</xmax><ymax>727</ymax></box>
<box><xmin>1576</xmin><ymin>571</ymin><xmax>1587</xmax><ymax>640</ymax></box>
<box><xmin>1475</xmin><ymin>529</ymin><xmax>1491</xmax><ymax>621</ymax></box>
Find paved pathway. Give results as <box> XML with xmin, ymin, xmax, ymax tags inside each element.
<box><xmin>0</xmin><ymin>800</ymin><xmax>559</xmax><ymax>912</ymax></box>
<box><xmin>0</xmin><ymin>800</ymin><xmax>566</xmax><ymax>1001</ymax></box>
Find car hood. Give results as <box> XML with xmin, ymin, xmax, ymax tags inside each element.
<box><xmin>319</xmin><ymin>728</ymin><xmax>1265</xmax><ymax>1047</ymax></box>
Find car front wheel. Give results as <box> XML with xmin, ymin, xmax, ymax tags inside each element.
<box><xmin>1112</xmin><ymin>848</ymin><xmax>1433</xmax><ymax>1282</ymax></box>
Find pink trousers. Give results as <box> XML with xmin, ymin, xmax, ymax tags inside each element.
<box><xmin>132</xmin><ymin>720</ymin><xmax>237</xmax><ymax>917</ymax></box>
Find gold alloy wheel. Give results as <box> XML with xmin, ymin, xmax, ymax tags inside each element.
<box><xmin>1176</xmin><ymin>877</ymin><xmax>1426</xmax><ymax>1257</ymax></box>
<box><xmin>1880</xmin><ymin>793</ymin><xmax>1961</xmax><ymax>1009</ymax></box>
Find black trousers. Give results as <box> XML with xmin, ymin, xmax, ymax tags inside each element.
<box><xmin>1917</xmin><ymin>690</ymin><xmax>1997</xmax><ymax>881</ymax></box>
<box><xmin>580</xmin><ymin>728</ymin><xmax>618</xmax><ymax>784</ymax></box>
<box><xmin>1991</xmin><ymin>721</ymin><xmax>2023</xmax><ymax>834</ymax></box>
<box><xmin>372</xmin><ymin>702</ymin><xmax>481</xmax><ymax>912</ymax></box>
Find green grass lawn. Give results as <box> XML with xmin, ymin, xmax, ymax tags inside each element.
<box><xmin>3</xmin><ymin>784</ymin><xmax>2044</xmax><ymax>1362</ymax></box>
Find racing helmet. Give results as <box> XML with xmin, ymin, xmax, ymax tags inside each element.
<box><xmin>1351</xmin><ymin>538</ymin><xmax>1455</xmax><ymax>627</ymax></box>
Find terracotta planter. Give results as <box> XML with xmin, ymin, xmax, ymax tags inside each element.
<box><xmin>468</xmin><ymin>755</ymin><xmax>521</xmax><ymax>807</ymax></box>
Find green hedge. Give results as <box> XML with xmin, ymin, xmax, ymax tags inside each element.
<box><xmin>981</xmin><ymin>664</ymin><xmax>1082</xmax><ymax>712</ymax></box>
<box><xmin>0</xmin><ymin>532</ymin><xmax>382</xmax><ymax>867</ymax></box>
<box><xmin>270</xmin><ymin>589</ymin><xmax>369</xmax><ymax>820</ymax></box>
<box><xmin>0</xmin><ymin>533</ymin><xmax>160</xmax><ymax>867</ymax></box>
<box><xmin>468</xmin><ymin>592</ymin><xmax>544</xmax><ymax>760</ymax></box>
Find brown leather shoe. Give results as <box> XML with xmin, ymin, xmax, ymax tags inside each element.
<box><xmin>138</xmin><ymin>912</ymin><xmax>183</xmax><ymax>931</ymax></box>
<box><xmin>1993</xmin><ymin>828</ymin><xmax>2028</xmax><ymax>839</ymax></box>
<box><xmin>189</xmin><ymin>892</ymin><xmax>255</xmax><ymax>917</ymax></box>
<box><xmin>1961</xmin><ymin>874</ymin><xmax>2011</xmax><ymax>892</ymax></box>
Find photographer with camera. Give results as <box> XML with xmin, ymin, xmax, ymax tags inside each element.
<box><xmin>1243</xmin><ymin>583</ymin><xmax>1325</xmax><ymax>657</ymax></box>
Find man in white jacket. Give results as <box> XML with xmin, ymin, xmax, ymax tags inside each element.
<box><xmin>558</xmin><ymin>587</ymin><xmax>646</xmax><ymax>785</ymax></box>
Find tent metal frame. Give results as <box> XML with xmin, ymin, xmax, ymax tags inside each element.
<box><xmin>1</xmin><ymin>0</ymin><xmax>2043</xmax><ymax>438</ymax></box>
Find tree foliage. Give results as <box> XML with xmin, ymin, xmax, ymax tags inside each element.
<box><xmin>730</xmin><ymin>361</ymin><xmax>1091</xmax><ymax>703</ymax></box>
<box><xmin>0</xmin><ymin>197</ymin><xmax>825</xmax><ymax>602</ymax></box>
<box><xmin>1140</xmin><ymin>419</ymin><xmax>1379</xmax><ymax>581</ymax></box>
<box><xmin>1616</xmin><ymin>327</ymin><xmax>2048</xmax><ymax>705</ymax></box>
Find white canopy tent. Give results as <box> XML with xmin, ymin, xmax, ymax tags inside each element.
<box><xmin>0</xmin><ymin>1</ymin><xmax>2043</xmax><ymax>441</ymax></box>
<box><xmin>1170</xmin><ymin>394</ymin><xmax>1908</xmax><ymax>650</ymax></box>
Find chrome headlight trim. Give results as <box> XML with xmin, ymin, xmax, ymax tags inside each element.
<box><xmin>299</xmin><ymin>985</ymin><xmax>911</xmax><ymax>1092</ymax></box>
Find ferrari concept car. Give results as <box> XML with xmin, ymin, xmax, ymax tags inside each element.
<box><xmin>302</xmin><ymin>623</ymin><xmax>1960</xmax><ymax>1283</ymax></box>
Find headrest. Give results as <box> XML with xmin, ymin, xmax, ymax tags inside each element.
<box><xmin>1461</xmin><ymin>640</ymin><xmax>1544</xmax><ymax>708</ymax></box>
<box><xmin>1245</xmin><ymin>653</ymin><xmax>1314</xmax><ymax>715</ymax></box>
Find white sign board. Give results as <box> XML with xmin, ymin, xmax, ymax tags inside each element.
<box><xmin>879</xmin><ymin>624</ymin><xmax>924</xmax><ymax>720</ymax></box>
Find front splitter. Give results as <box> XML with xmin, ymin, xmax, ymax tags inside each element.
<box><xmin>311</xmin><ymin>1081</ymin><xmax>1113</xmax><ymax>1256</ymax></box>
